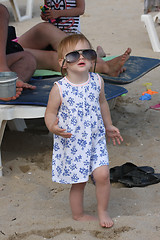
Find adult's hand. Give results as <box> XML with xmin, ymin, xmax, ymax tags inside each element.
<box><xmin>0</xmin><ymin>80</ymin><xmax>36</xmax><ymax>101</ymax></box>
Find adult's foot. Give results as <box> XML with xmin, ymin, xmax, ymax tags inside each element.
<box><xmin>96</xmin><ymin>46</ymin><xmax>106</xmax><ymax>58</ymax></box>
<box><xmin>107</xmin><ymin>48</ymin><xmax>131</xmax><ymax>77</ymax></box>
<box><xmin>16</xmin><ymin>80</ymin><xmax>36</xmax><ymax>90</ymax></box>
<box><xmin>0</xmin><ymin>80</ymin><xmax>36</xmax><ymax>101</ymax></box>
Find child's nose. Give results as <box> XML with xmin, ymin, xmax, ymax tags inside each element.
<box><xmin>79</xmin><ymin>53</ymin><xmax>84</xmax><ymax>59</ymax></box>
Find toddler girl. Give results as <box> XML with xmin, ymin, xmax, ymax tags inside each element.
<box><xmin>45</xmin><ymin>34</ymin><xmax>123</xmax><ymax>228</ymax></box>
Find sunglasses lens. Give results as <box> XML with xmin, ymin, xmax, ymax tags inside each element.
<box><xmin>83</xmin><ymin>50</ymin><xmax>97</xmax><ymax>60</ymax></box>
<box><xmin>65</xmin><ymin>49</ymin><xmax>97</xmax><ymax>63</ymax></box>
<box><xmin>65</xmin><ymin>51</ymin><xmax>80</xmax><ymax>63</ymax></box>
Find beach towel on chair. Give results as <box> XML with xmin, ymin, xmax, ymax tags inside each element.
<box><xmin>100</xmin><ymin>56</ymin><xmax>160</xmax><ymax>85</ymax></box>
<box><xmin>0</xmin><ymin>77</ymin><xmax>128</xmax><ymax>106</ymax></box>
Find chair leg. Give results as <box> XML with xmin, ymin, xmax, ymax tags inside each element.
<box><xmin>153</xmin><ymin>12</ymin><xmax>160</xmax><ymax>23</ymax></box>
<box><xmin>7</xmin><ymin>119</ymin><xmax>27</xmax><ymax>132</ymax></box>
<box><xmin>9</xmin><ymin>0</ymin><xmax>33</xmax><ymax>22</ymax></box>
<box><xmin>9</xmin><ymin>0</ymin><xmax>19</xmax><ymax>21</ymax></box>
<box><xmin>141</xmin><ymin>14</ymin><xmax>160</xmax><ymax>52</ymax></box>
<box><xmin>0</xmin><ymin>120</ymin><xmax>7</xmax><ymax>177</ymax></box>
<box><xmin>26</xmin><ymin>0</ymin><xmax>33</xmax><ymax>19</ymax></box>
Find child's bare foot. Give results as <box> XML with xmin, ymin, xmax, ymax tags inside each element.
<box><xmin>73</xmin><ymin>214</ymin><xmax>97</xmax><ymax>222</ymax></box>
<box><xmin>99</xmin><ymin>212</ymin><xmax>114</xmax><ymax>228</ymax></box>
<box><xmin>96</xmin><ymin>46</ymin><xmax>106</xmax><ymax>58</ymax></box>
<box><xmin>106</xmin><ymin>48</ymin><xmax>131</xmax><ymax>77</ymax></box>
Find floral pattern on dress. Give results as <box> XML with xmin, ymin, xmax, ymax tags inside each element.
<box><xmin>52</xmin><ymin>72</ymin><xmax>109</xmax><ymax>184</ymax></box>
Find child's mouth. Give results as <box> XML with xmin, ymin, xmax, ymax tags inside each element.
<box><xmin>78</xmin><ymin>62</ymin><xmax>85</xmax><ymax>66</ymax></box>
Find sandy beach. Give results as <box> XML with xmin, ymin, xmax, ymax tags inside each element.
<box><xmin>0</xmin><ymin>0</ymin><xmax>160</xmax><ymax>239</ymax></box>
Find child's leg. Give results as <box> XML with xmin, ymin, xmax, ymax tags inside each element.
<box><xmin>70</xmin><ymin>182</ymin><xmax>97</xmax><ymax>221</ymax></box>
<box><xmin>93</xmin><ymin>165</ymin><xmax>113</xmax><ymax>228</ymax></box>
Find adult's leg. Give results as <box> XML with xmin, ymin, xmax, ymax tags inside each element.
<box><xmin>70</xmin><ymin>182</ymin><xmax>97</xmax><ymax>221</ymax></box>
<box><xmin>23</xmin><ymin>44</ymin><xmax>131</xmax><ymax>73</ymax></box>
<box><xmin>96</xmin><ymin>46</ymin><xmax>106</xmax><ymax>58</ymax></box>
<box><xmin>93</xmin><ymin>165</ymin><xmax>113</xmax><ymax>228</ymax></box>
<box><xmin>18</xmin><ymin>22</ymin><xmax>66</xmax><ymax>50</ymax></box>
<box><xmin>0</xmin><ymin>5</ymin><xmax>36</xmax><ymax>101</ymax></box>
<box><xmin>18</xmin><ymin>22</ymin><xmax>131</xmax><ymax>75</ymax></box>
<box><xmin>18</xmin><ymin>22</ymin><xmax>66</xmax><ymax>70</ymax></box>
<box><xmin>0</xmin><ymin>4</ymin><xmax>10</xmax><ymax>72</ymax></box>
<box><xmin>7</xmin><ymin>51</ymin><xmax>37</xmax><ymax>82</ymax></box>
<box><xmin>0</xmin><ymin>4</ymin><xmax>36</xmax><ymax>79</ymax></box>
<box><xmin>0</xmin><ymin>51</ymin><xmax>36</xmax><ymax>101</ymax></box>
<box><xmin>23</xmin><ymin>48</ymin><xmax>60</xmax><ymax>71</ymax></box>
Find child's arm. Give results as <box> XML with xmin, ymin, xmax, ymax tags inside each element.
<box><xmin>45</xmin><ymin>84</ymin><xmax>72</xmax><ymax>138</ymax></box>
<box><xmin>99</xmin><ymin>76</ymin><xmax>123</xmax><ymax>145</ymax></box>
<box><xmin>44</xmin><ymin>0</ymin><xmax>85</xmax><ymax>20</ymax></box>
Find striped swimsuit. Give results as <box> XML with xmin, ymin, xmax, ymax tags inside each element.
<box><xmin>46</xmin><ymin>0</ymin><xmax>81</xmax><ymax>34</ymax></box>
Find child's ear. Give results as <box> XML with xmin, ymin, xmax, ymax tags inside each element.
<box><xmin>59</xmin><ymin>59</ymin><xmax>66</xmax><ymax>69</ymax></box>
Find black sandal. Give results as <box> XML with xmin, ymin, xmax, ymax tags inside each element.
<box><xmin>110</xmin><ymin>162</ymin><xmax>160</xmax><ymax>187</ymax></box>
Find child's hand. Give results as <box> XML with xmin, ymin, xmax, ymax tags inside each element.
<box><xmin>43</xmin><ymin>9</ymin><xmax>59</xmax><ymax>21</ymax></box>
<box><xmin>106</xmin><ymin>125</ymin><xmax>123</xmax><ymax>145</ymax></box>
<box><xmin>40</xmin><ymin>11</ymin><xmax>48</xmax><ymax>21</ymax></box>
<box><xmin>40</xmin><ymin>6</ymin><xmax>54</xmax><ymax>22</ymax></box>
<box><xmin>52</xmin><ymin>117</ymin><xmax>72</xmax><ymax>138</ymax></box>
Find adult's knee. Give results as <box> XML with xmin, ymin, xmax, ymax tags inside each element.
<box><xmin>23</xmin><ymin>51</ymin><xmax>37</xmax><ymax>71</ymax></box>
<box><xmin>34</xmin><ymin>22</ymin><xmax>53</xmax><ymax>36</ymax></box>
<box><xmin>35</xmin><ymin>22</ymin><xmax>63</xmax><ymax>36</ymax></box>
<box><xmin>34</xmin><ymin>22</ymin><xmax>46</xmax><ymax>32</ymax></box>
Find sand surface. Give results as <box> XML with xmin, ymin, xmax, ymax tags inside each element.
<box><xmin>0</xmin><ymin>0</ymin><xmax>160</xmax><ymax>239</ymax></box>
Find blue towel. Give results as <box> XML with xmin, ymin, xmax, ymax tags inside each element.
<box><xmin>0</xmin><ymin>77</ymin><xmax>127</xmax><ymax>106</ymax></box>
<box><xmin>100</xmin><ymin>56</ymin><xmax>160</xmax><ymax>84</ymax></box>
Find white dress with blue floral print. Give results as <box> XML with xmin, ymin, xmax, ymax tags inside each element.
<box><xmin>52</xmin><ymin>72</ymin><xmax>109</xmax><ymax>184</ymax></box>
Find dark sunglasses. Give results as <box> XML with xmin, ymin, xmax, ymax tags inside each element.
<box><xmin>61</xmin><ymin>49</ymin><xmax>97</xmax><ymax>75</ymax></box>
<box><xmin>64</xmin><ymin>49</ymin><xmax>97</xmax><ymax>63</ymax></box>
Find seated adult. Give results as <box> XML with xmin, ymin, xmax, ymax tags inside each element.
<box><xmin>17</xmin><ymin>0</ymin><xmax>131</xmax><ymax>76</ymax></box>
<box><xmin>0</xmin><ymin>4</ymin><xmax>36</xmax><ymax>101</ymax></box>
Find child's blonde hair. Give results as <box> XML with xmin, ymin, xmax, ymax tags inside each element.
<box><xmin>58</xmin><ymin>34</ymin><xmax>94</xmax><ymax>75</ymax></box>
<box><xmin>57</xmin><ymin>34</ymin><xmax>93</xmax><ymax>60</ymax></box>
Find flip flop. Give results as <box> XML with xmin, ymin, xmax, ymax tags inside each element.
<box><xmin>110</xmin><ymin>162</ymin><xmax>154</xmax><ymax>183</ymax></box>
<box><xmin>150</xmin><ymin>103</ymin><xmax>160</xmax><ymax>110</ymax></box>
<box><xmin>118</xmin><ymin>170</ymin><xmax>160</xmax><ymax>188</ymax></box>
<box><xmin>90</xmin><ymin>162</ymin><xmax>155</xmax><ymax>186</ymax></box>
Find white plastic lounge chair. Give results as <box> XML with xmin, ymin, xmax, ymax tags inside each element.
<box><xmin>0</xmin><ymin>105</ymin><xmax>46</xmax><ymax>176</ymax></box>
<box><xmin>0</xmin><ymin>0</ymin><xmax>33</xmax><ymax>22</ymax></box>
<box><xmin>141</xmin><ymin>0</ymin><xmax>160</xmax><ymax>52</ymax></box>
<box><xmin>141</xmin><ymin>13</ymin><xmax>160</xmax><ymax>52</ymax></box>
